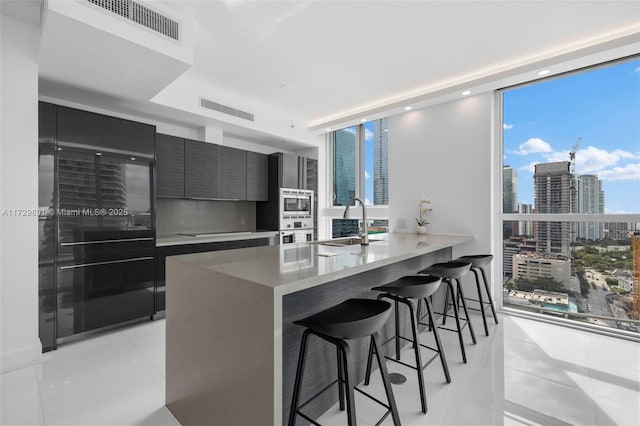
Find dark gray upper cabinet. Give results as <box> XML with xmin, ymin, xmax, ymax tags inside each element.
<box><xmin>305</xmin><ymin>158</ymin><xmax>318</xmax><ymax>192</ymax></box>
<box><xmin>279</xmin><ymin>152</ymin><xmax>300</xmax><ymax>189</ymax></box>
<box><xmin>156</xmin><ymin>134</ymin><xmax>185</xmax><ymax>198</ymax></box>
<box><xmin>57</xmin><ymin>105</ymin><xmax>155</xmax><ymax>156</ymax></box>
<box><xmin>185</xmin><ymin>139</ymin><xmax>220</xmax><ymax>199</ymax></box>
<box><xmin>246</xmin><ymin>152</ymin><xmax>268</xmax><ymax>201</ymax></box>
<box><xmin>219</xmin><ymin>146</ymin><xmax>247</xmax><ymax>200</ymax></box>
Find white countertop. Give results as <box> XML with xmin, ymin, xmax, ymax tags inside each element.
<box><xmin>156</xmin><ymin>230</ymin><xmax>279</xmax><ymax>246</ymax></box>
<box><xmin>168</xmin><ymin>232</ymin><xmax>474</xmax><ymax>295</ymax></box>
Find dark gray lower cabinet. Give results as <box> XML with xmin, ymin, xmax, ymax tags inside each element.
<box><xmin>155</xmin><ymin>238</ymin><xmax>271</xmax><ymax>311</ymax></box>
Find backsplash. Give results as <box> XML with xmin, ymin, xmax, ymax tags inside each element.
<box><xmin>156</xmin><ymin>198</ymin><xmax>257</xmax><ymax>236</ymax></box>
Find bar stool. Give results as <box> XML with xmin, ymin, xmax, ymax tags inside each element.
<box><xmin>418</xmin><ymin>261</ymin><xmax>476</xmax><ymax>363</ymax></box>
<box><xmin>363</xmin><ymin>275</ymin><xmax>450</xmax><ymax>414</ymax></box>
<box><xmin>288</xmin><ymin>298</ymin><xmax>400</xmax><ymax>426</ymax></box>
<box><xmin>456</xmin><ymin>254</ymin><xmax>498</xmax><ymax>336</ymax></box>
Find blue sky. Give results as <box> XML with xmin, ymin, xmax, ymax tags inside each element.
<box><xmin>503</xmin><ymin>58</ymin><xmax>640</xmax><ymax>214</ymax></box>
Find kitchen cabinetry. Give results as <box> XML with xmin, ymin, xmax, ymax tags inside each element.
<box><xmin>219</xmin><ymin>146</ymin><xmax>247</xmax><ymax>200</ymax></box>
<box><xmin>246</xmin><ymin>152</ymin><xmax>268</xmax><ymax>201</ymax></box>
<box><xmin>156</xmin><ymin>134</ymin><xmax>185</xmax><ymax>198</ymax></box>
<box><xmin>57</xmin><ymin>105</ymin><xmax>154</xmax><ymax>156</ymax></box>
<box><xmin>38</xmin><ymin>102</ymin><xmax>57</xmax><ymax>352</ymax></box>
<box><xmin>157</xmin><ymin>135</ymin><xmax>269</xmax><ymax>202</ymax></box>
<box><xmin>185</xmin><ymin>139</ymin><xmax>220</xmax><ymax>199</ymax></box>
<box><xmin>270</xmin><ymin>152</ymin><xmax>317</xmax><ymax>190</ymax></box>
<box><xmin>155</xmin><ymin>238</ymin><xmax>271</xmax><ymax>311</ymax></box>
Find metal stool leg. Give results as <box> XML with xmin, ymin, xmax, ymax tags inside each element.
<box><xmin>371</xmin><ymin>331</ymin><xmax>401</xmax><ymax>426</ymax></box>
<box><xmin>442</xmin><ymin>282</ymin><xmax>450</xmax><ymax>326</ymax></box>
<box><xmin>336</xmin><ymin>340</ymin><xmax>357</xmax><ymax>426</ymax></box>
<box><xmin>337</xmin><ymin>346</ymin><xmax>345</xmax><ymax>411</ymax></box>
<box><xmin>289</xmin><ymin>329</ymin><xmax>311</xmax><ymax>426</ymax></box>
<box><xmin>407</xmin><ymin>300</ymin><xmax>427</xmax><ymax>413</ymax></box>
<box><xmin>425</xmin><ymin>297</ymin><xmax>451</xmax><ymax>383</ymax></box>
<box><xmin>471</xmin><ymin>267</ymin><xmax>489</xmax><ymax>336</ymax></box>
<box><xmin>480</xmin><ymin>266</ymin><xmax>499</xmax><ymax>324</ymax></box>
<box><xmin>446</xmin><ymin>279</ymin><xmax>467</xmax><ymax>363</ymax></box>
<box><xmin>456</xmin><ymin>278</ymin><xmax>477</xmax><ymax>344</ymax></box>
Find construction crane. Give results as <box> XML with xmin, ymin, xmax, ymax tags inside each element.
<box><xmin>569</xmin><ymin>138</ymin><xmax>582</xmax><ymax>214</ymax></box>
<box><xmin>569</xmin><ymin>137</ymin><xmax>582</xmax><ymax>177</ymax></box>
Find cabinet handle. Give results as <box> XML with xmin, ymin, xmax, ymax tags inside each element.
<box><xmin>59</xmin><ymin>257</ymin><xmax>154</xmax><ymax>270</ymax></box>
<box><xmin>61</xmin><ymin>238</ymin><xmax>154</xmax><ymax>246</ymax></box>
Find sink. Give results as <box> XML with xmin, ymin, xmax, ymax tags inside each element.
<box><xmin>312</xmin><ymin>237</ymin><xmax>384</xmax><ymax>246</ymax></box>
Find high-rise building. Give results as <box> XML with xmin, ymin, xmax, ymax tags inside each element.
<box><xmin>534</xmin><ymin>161</ymin><xmax>572</xmax><ymax>256</ymax></box>
<box><xmin>373</xmin><ymin>118</ymin><xmax>389</xmax><ymax>205</ymax></box>
<box><xmin>333</xmin><ymin>128</ymin><xmax>356</xmax><ymax>206</ymax></box>
<box><xmin>512</xmin><ymin>253</ymin><xmax>572</xmax><ymax>288</ymax></box>
<box><xmin>575</xmin><ymin>174</ymin><xmax>605</xmax><ymax>240</ymax></box>
<box><xmin>503</xmin><ymin>166</ymin><xmax>518</xmax><ymax>213</ymax></box>
<box><xmin>513</xmin><ymin>203</ymin><xmax>533</xmax><ymax>236</ymax></box>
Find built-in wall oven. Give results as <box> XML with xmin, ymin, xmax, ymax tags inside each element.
<box><xmin>279</xmin><ymin>188</ymin><xmax>314</xmax><ymax>244</ymax></box>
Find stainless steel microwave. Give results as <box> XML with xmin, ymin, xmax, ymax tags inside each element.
<box><xmin>279</xmin><ymin>188</ymin><xmax>314</xmax><ymax>230</ymax></box>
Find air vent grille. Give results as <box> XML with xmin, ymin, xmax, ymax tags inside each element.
<box><xmin>85</xmin><ymin>0</ymin><xmax>179</xmax><ymax>41</ymax></box>
<box><xmin>201</xmin><ymin>98</ymin><xmax>255</xmax><ymax>122</ymax></box>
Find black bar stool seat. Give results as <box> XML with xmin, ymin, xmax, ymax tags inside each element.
<box><xmin>295</xmin><ymin>298</ymin><xmax>392</xmax><ymax>339</ymax></box>
<box><xmin>364</xmin><ymin>275</ymin><xmax>450</xmax><ymax>414</ymax></box>
<box><xmin>289</xmin><ymin>299</ymin><xmax>401</xmax><ymax>426</ymax></box>
<box><xmin>456</xmin><ymin>254</ymin><xmax>498</xmax><ymax>336</ymax></box>
<box><xmin>418</xmin><ymin>261</ymin><xmax>476</xmax><ymax>363</ymax></box>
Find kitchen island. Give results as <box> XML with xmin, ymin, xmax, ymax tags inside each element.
<box><xmin>165</xmin><ymin>232</ymin><xmax>473</xmax><ymax>425</ymax></box>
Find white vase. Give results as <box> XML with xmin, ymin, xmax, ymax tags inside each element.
<box><xmin>416</xmin><ymin>225</ymin><xmax>427</xmax><ymax>235</ymax></box>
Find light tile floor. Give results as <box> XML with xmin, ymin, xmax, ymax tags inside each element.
<box><xmin>1</xmin><ymin>312</ymin><xmax>638</xmax><ymax>425</ymax></box>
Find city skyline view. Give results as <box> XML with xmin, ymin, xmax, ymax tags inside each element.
<box><xmin>502</xmin><ymin>58</ymin><xmax>640</xmax><ymax>214</ymax></box>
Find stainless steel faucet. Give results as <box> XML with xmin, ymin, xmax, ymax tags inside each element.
<box><xmin>343</xmin><ymin>197</ymin><xmax>368</xmax><ymax>245</ymax></box>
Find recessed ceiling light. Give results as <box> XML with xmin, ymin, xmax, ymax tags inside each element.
<box><xmin>360</xmin><ymin>118</ymin><xmax>367</xmax><ymax>122</ymax></box>
<box><xmin>404</xmin><ymin>106</ymin><xmax>412</xmax><ymax>111</ymax></box>
<box><xmin>131</xmin><ymin>157</ymin><xmax>136</xmax><ymax>161</ymax></box>
<box><xmin>96</xmin><ymin>152</ymin><xmax>102</xmax><ymax>156</ymax></box>
<box><xmin>325</xmin><ymin>128</ymin><xmax>332</xmax><ymax>132</ymax></box>
<box><xmin>537</xmin><ymin>69</ymin><xmax>551</xmax><ymax>76</ymax></box>
<box><xmin>461</xmin><ymin>90</ymin><xmax>471</xmax><ymax>96</ymax></box>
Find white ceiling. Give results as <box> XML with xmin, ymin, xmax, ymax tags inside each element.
<box><xmin>167</xmin><ymin>0</ymin><xmax>640</xmax><ymax>125</ymax></box>
<box><xmin>38</xmin><ymin>0</ymin><xmax>640</xmax><ymax>140</ymax></box>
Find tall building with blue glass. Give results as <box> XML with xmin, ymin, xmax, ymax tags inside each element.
<box><xmin>333</xmin><ymin>128</ymin><xmax>356</xmax><ymax>206</ymax></box>
<box><xmin>373</xmin><ymin>118</ymin><xmax>389</xmax><ymax>205</ymax></box>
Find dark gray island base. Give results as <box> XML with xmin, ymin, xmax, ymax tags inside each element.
<box><xmin>165</xmin><ymin>233</ymin><xmax>473</xmax><ymax>425</ymax></box>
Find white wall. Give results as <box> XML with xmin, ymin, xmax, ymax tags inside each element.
<box><xmin>0</xmin><ymin>8</ymin><xmax>42</xmax><ymax>373</ymax></box>
<box><xmin>388</xmin><ymin>93</ymin><xmax>495</xmax><ymax>262</ymax></box>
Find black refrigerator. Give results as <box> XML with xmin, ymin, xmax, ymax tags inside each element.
<box><xmin>38</xmin><ymin>103</ymin><xmax>156</xmax><ymax>350</ymax></box>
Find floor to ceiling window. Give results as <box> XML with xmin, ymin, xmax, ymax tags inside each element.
<box><xmin>330</xmin><ymin>118</ymin><xmax>389</xmax><ymax>237</ymax></box>
<box><xmin>500</xmin><ymin>56</ymin><xmax>640</xmax><ymax>336</ymax></box>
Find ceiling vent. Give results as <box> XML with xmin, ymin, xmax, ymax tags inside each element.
<box><xmin>85</xmin><ymin>0</ymin><xmax>179</xmax><ymax>41</ymax></box>
<box><xmin>200</xmin><ymin>98</ymin><xmax>255</xmax><ymax>122</ymax></box>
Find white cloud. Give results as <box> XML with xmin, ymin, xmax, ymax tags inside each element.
<box><xmin>364</xmin><ymin>128</ymin><xmax>374</xmax><ymax>141</ymax></box>
<box><xmin>605</xmin><ymin>208</ymin><xmax>632</xmax><ymax>214</ymax></box>
<box><xmin>546</xmin><ymin>146</ymin><xmax>638</xmax><ymax>174</ymax></box>
<box><xmin>519</xmin><ymin>161</ymin><xmax>540</xmax><ymax>173</ymax></box>
<box><xmin>635</xmin><ymin>66</ymin><xmax>640</xmax><ymax>73</ymax></box>
<box><xmin>510</xmin><ymin>138</ymin><xmax>553</xmax><ymax>155</ymax></box>
<box><xmin>503</xmin><ymin>123</ymin><xmax>513</xmax><ymax>130</ymax></box>
<box><xmin>364</xmin><ymin>170</ymin><xmax>371</xmax><ymax>179</ymax></box>
<box><xmin>597</xmin><ymin>163</ymin><xmax>640</xmax><ymax>181</ymax></box>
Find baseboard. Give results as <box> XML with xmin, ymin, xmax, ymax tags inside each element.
<box><xmin>0</xmin><ymin>339</ymin><xmax>42</xmax><ymax>374</ymax></box>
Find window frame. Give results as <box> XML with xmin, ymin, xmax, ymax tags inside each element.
<box><xmin>325</xmin><ymin>121</ymin><xmax>390</xmax><ymax>235</ymax></box>
<box><xmin>494</xmin><ymin>57</ymin><xmax>640</xmax><ymax>340</ymax></box>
